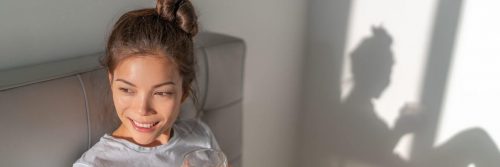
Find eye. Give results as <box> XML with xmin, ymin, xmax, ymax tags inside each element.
<box><xmin>154</xmin><ymin>91</ymin><xmax>174</xmax><ymax>96</ymax></box>
<box><xmin>118</xmin><ymin>87</ymin><xmax>134</xmax><ymax>94</ymax></box>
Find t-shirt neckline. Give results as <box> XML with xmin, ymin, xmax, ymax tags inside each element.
<box><xmin>103</xmin><ymin>125</ymin><xmax>179</xmax><ymax>152</ymax></box>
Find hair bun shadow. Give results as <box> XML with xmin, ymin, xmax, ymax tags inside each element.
<box><xmin>156</xmin><ymin>0</ymin><xmax>198</xmax><ymax>36</ymax></box>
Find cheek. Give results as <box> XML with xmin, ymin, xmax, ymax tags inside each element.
<box><xmin>112</xmin><ymin>91</ymin><xmax>131</xmax><ymax>113</ymax></box>
<box><xmin>153</xmin><ymin>97</ymin><xmax>181</xmax><ymax>117</ymax></box>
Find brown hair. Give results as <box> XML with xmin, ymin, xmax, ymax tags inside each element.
<box><xmin>102</xmin><ymin>0</ymin><xmax>198</xmax><ymax>100</ymax></box>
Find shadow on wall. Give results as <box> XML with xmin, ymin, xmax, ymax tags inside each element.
<box><xmin>333</xmin><ymin>27</ymin><xmax>406</xmax><ymax>167</ymax></box>
<box><xmin>330</xmin><ymin>26</ymin><xmax>500</xmax><ymax>167</ymax></box>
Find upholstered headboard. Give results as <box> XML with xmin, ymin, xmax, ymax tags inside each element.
<box><xmin>0</xmin><ymin>32</ymin><xmax>245</xmax><ymax>167</ymax></box>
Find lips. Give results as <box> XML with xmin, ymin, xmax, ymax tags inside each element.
<box><xmin>128</xmin><ymin>118</ymin><xmax>160</xmax><ymax>132</ymax></box>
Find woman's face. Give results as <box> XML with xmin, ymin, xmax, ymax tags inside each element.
<box><xmin>108</xmin><ymin>55</ymin><xmax>184</xmax><ymax>146</ymax></box>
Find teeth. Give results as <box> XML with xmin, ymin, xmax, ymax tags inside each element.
<box><xmin>133</xmin><ymin>120</ymin><xmax>156</xmax><ymax>128</ymax></box>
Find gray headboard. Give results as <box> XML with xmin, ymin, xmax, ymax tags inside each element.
<box><xmin>0</xmin><ymin>32</ymin><xmax>245</xmax><ymax>167</ymax></box>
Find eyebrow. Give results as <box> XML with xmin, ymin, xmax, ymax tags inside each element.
<box><xmin>115</xmin><ymin>79</ymin><xmax>175</xmax><ymax>88</ymax></box>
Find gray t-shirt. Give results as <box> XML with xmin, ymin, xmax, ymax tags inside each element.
<box><xmin>73</xmin><ymin>119</ymin><xmax>220</xmax><ymax>167</ymax></box>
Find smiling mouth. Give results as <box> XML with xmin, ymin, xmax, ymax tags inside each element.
<box><xmin>128</xmin><ymin>118</ymin><xmax>160</xmax><ymax>131</ymax></box>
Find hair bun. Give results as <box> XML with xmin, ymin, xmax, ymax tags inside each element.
<box><xmin>156</xmin><ymin>0</ymin><xmax>198</xmax><ymax>36</ymax></box>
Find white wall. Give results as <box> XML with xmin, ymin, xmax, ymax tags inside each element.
<box><xmin>0</xmin><ymin>0</ymin><xmax>152</xmax><ymax>70</ymax></box>
<box><xmin>192</xmin><ymin>0</ymin><xmax>307</xmax><ymax>167</ymax></box>
<box><xmin>436</xmin><ymin>0</ymin><xmax>500</xmax><ymax>152</ymax></box>
<box><xmin>299</xmin><ymin>0</ymin><xmax>352</xmax><ymax>166</ymax></box>
<box><xmin>300</xmin><ymin>0</ymin><xmax>500</xmax><ymax>167</ymax></box>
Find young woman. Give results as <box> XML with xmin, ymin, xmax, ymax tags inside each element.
<box><xmin>73</xmin><ymin>0</ymin><xmax>221</xmax><ymax>166</ymax></box>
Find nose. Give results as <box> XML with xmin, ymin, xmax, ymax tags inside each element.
<box><xmin>133</xmin><ymin>93</ymin><xmax>155</xmax><ymax>115</ymax></box>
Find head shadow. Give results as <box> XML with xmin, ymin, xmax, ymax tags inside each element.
<box><xmin>349</xmin><ymin>26</ymin><xmax>394</xmax><ymax>99</ymax></box>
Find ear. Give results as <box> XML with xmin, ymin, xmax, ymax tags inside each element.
<box><xmin>108</xmin><ymin>72</ymin><xmax>113</xmax><ymax>84</ymax></box>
